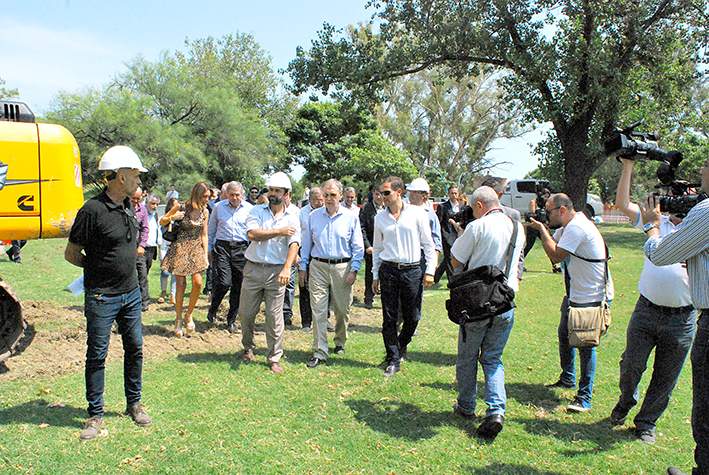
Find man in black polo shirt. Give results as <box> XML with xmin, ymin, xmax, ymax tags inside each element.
<box><xmin>65</xmin><ymin>145</ymin><xmax>152</xmax><ymax>440</ymax></box>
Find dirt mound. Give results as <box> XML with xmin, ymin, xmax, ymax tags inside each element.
<box><xmin>0</xmin><ymin>300</ymin><xmax>246</xmax><ymax>382</ymax></box>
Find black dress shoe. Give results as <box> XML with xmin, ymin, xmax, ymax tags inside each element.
<box><xmin>207</xmin><ymin>312</ymin><xmax>216</xmax><ymax>324</ymax></box>
<box><xmin>307</xmin><ymin>357</ymin><xmax>324</xmax><ymax>368</ymax></box>
<box><xmin>476</xmin><ymin>413</ymin><xmax>504</xmax><ymax>440</ymax></box>
<box><xmin>227</xmin><ymin>322</ymin><xmax>239</xmax><ymax>334</ymax></box>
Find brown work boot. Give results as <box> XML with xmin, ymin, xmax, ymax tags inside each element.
<box><xmin>269</xmin><ymin>361</ymin><xmax>284</xmax><ymax>373</ymax></box>
<box><xmin>80</xmin><ymin>416</ymin><xmax>104</xmax><ymax>440</ymax></box>
<box><xmin>242</xmin><ymin>349</ymin><xmax>254</xmax><ymax>362</ymax></box>
<box><xmin>125</xmin><ymin>403</ymin><xmax>152</xmax><ymax>427</ymax></box>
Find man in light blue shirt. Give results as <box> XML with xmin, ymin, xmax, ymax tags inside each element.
<box><xmin>300</xmin><ymin>179</ymin><xmax>364</xmax><ymax>368</ymax></box>
<box><xmin>207</xmin><ymin>181</ymin><xmax>253</xmax><ymax>333</ymax></box>
<box><xmin>298</xmin><ymin>187</ymin><xmax>324</xmax><ymax>331</ymax></box>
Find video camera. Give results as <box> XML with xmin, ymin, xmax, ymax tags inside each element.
<box><xmin>605</xmin><ymin>121</ymin><xmax>707</xmax><ymax>217</ymax></box>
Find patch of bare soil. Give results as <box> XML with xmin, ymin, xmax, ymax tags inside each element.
<box><xmin>0</xmin><ymin>300</ymin><xmax>248</xmax><ymax>382</ymax></box>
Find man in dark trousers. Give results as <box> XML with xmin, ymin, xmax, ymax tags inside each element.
<box><xmin>65</xmin><ymin>145</ymin><xmax>152</xmax><ymax>441</ymax></box>
<box><xmin>207</xmin><ymin>181</ymin><xmax>253</xmax><ymax>333</ymax></box>
<box><xmin>434</xmin><ymin>186</ymin><xmax>462</xmax><ymax>284</ymax></box>
<box><xmin>359</xmin><ymin>185</ymin><xmax>384</xmax><ymax>309</ymax></box>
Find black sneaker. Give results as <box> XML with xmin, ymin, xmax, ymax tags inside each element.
<box><xmin>334</xmin><ymin>346</ymin><xmax>345</xmax><ymax>355</ymax></box>
<box><xmin>383</xmin><ymin>363</ymin><xmax>400</xmax><ymax>378</ymax></box>
<box><xmin>80</xmin><ymin>416</ymin><xmax>103</xmax><ymax>440</ymax></box>
<box><xmin>227</xmin><ymin>322</ymin><xmax>239</xmax><ymax>334</ymax></box>
<box><xmin>609</xmin><ymin>404</ymin><xmax>628</xmax><ymax>426</ymax></box>
<box><xmin>125</xmin><ymin>403</ymin><xmax>152</xmax><ymax>427</ymax></box>
<box><xmin>635</xmin><ymin>428</ymin><xmax>656</xmax><ymax>444</ymax></box>
<box><xmin>545</xmin><ymin>380</ymin><xmax>576</xmax><ymax>389</ymax></box>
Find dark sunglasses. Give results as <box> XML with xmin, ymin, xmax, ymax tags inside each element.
<box><xmin>381</xmin><ymin>190</ymin><xmax>393</xmax><ymax>196</ymax></box>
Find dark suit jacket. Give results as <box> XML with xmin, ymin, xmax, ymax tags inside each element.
<box><xmin>437</xmin><ymin>200</ymin><xmax>460</xmax><ymax>247</ymax></box>
<box><xmin>360</xmin><ymin>201</ymin><xmax>379</xmax><ymax>249</ymax></box>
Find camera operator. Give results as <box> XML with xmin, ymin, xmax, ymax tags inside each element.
<box><xmin>527</xmin><ymin>193</ymin><xmax>609</xmax><ymax>413</ymax></box>
<box><xmin>525</xmin><ymin>188</ymin><xmax>561</xmax><ymax>274</ymax></box>
<box><xmin>642</xmin><ymin>157</ymin><xmax>709</xmax><ymax>475</ymax></box>
<box><xmin>611</xmin><ymin>158</ymin><xmax>696</xmax><ymax>445</ymax></box>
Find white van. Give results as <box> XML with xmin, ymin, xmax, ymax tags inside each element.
<box><xmin>500</xmin><ymin>179</ymin><xmax>604</xmax><ymax>218</ymax></box>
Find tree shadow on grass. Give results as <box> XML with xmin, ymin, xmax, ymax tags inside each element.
<box><xmin>348</xmin><ymin>323</ymin><xmax>382</xmax><ymax>334</ymax></box>
<box><xmin>177</xmin><ymin>351</ymin><xmax>243</xmax><ymax>370</ymax></box>
<box><xmin>407</xmin><ymin>350</ymin><xmax>457</xmax><ymax>367</ymax></box>
<box><xmin>506</xmin><ymin>382</ymin><xmax>563</xmax><ymax>410</ymax></box>
<box><xmin>0</xmin><ymin>399</ymin><xmax>120</xmax><ymax>428</ymax></box>
<box><xmin>510</xmin><ymin>416</ymin><xmax>634</xmax><ymax>455</ymax></box>
<box><xmin>461</xmin><ymin>463</ymin><xmax>567</xmax><ymax>475</ymax></box>
<box><xmin>345</xmin><ymin>398</ymin><xmax>476</xmax><ymax>441</ymax></box>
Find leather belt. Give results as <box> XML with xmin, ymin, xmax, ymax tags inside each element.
<box><xmin>216</xmin><ymin>239</ymin><xmax>248</xmax><ymax>247</ymax></box>
<box><xmin>313</xmin><ymin>256</ymin><xmax>351</xmax><ymax>264</ymax></box>
<box><xmin>382</xmin><ymin>260</ymin><xmax>419</xmax><ymax>270</ymax></box>
<box><xmin>641</xmin><ymin>295</ymin><xmax>694</xmax><ymax>315</ymax></box>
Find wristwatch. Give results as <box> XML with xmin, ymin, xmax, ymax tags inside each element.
<box><xmin>643</xmin><ymin>222</ymin><xmax>658</xmax><ymax>233</ymax></box>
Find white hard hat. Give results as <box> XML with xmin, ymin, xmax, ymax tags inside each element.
<box><xmin>406</xmin><ymin>178</ymin><xmax>430</xmax><ymax>193</ymax></box>
<box><xmin>265</xmin><ymin>171</ymin><xmax>292</xmax><ymax>190</ymax></box>
<box><xmin>98</xmin><ymin>146</ymin><xmax>148</xmax><ymax>172</ymax></box>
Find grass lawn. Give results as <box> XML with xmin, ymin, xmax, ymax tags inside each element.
<box><xmin>0</xmin><ymin>223</ymin><xmax>696</xmax><ymax>474</ymax></box>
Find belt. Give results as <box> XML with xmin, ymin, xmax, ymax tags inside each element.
<box><xmin>641</xmin><ymin>295</ymin><xmax>694</xmax><ymax>315</ymax></box>
<box><xmin>246</xmin><ymin>260</ymin><xmax>282</xmax><ymax>268</ymax></box>
<box><xmin>216</xmin><ymin>239</ymin><xmax>248</xmax><ymax>248</ymax></box>
<box><xmin>382</xmin><ymin>260</ymin><xmax>419</xmax><ymax>270</ymax></box>
<box><xmin>312</xmin><ymin>256</ymin><xmax>351</xmax><ymax>264</ymax></box>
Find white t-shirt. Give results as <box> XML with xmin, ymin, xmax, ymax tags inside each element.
<box><xmin>553</xmin><ymin>212</ymin><xmax>607</xmax><ymax>304</ymax></box>
<box><xmin>633</xmin><ymin>215</ymin><xmax>692</xmax><ymax>307</ymax></box>
<box><xmin>450</xmin><ymin>209</ymin><xmax>525</xmax><ymax>292</ymax></box>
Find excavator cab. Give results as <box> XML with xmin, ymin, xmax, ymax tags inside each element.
<box><xmin>0</xmin><ymin>101</ymin><xmax>84</xmax><ymax>362</ymax></box>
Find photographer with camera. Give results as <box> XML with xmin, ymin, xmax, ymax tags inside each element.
<box><xmin>642</xmin><ymin>157</ymin><xmax>709</xmax><ymax>475</ymax></box>
<box><xmin>524</xmin><ymin>187</ymin><xmax>562</xmax><ymax>274</ymax></box>
<box><xmin>610</xmin><ymin>158</ymin><xmax>697</xmax><ymax>445</ymax></box>
<box><xmin>527</xmin><ymin>193</ymin><xmax>609</xmax><ymax>413</ymax></box>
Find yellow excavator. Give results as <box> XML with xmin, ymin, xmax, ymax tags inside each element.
<box><xmin>0</xmin><ymin>100</ymin><xmax>84</xmax><ymax>362</ymax></box>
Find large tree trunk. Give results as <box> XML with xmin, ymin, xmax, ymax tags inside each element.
<box><xmin>557</xmin><ymin>123</ymin><xmax>597</xmax><ymax>212</ymax></box>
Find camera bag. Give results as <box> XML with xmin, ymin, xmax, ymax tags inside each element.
<box><xmin>446</xmin><ymin>217</ymin><xmax>518</xmax><ymax>341</ymax></box>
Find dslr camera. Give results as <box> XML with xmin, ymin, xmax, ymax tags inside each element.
<box><xmin>605</xmin><ymin>121</ymin><xmax>707</xmax><ymax>217</ymax></box>
<box><xmin>524</xmin><ymin>209</ymin><xmax>547</xmax><ymax>224</ymax></box>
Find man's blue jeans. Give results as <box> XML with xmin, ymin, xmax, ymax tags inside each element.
<box><xmin>616</xmin><ymin>295</ymin><xmax>696</xmax><ymax>431</ymax></box>
<box><xmin>456</xmin><ymin>309</ymin><xmax>514</xmax><ymax>417</ymax></box>
<box><xmin>692</xmin><ymin>312</ymin><xmax>709</xmax><ymax>474</ymax></box>
<box><xmin>557</xmin><ymin>296</ymin><xmax>596</xmax><ymax>408</ymax></box>
<box><xmin>84</xmin><ymin>286</ymin><xmax>143</xmax><ymax>417</ymax></box>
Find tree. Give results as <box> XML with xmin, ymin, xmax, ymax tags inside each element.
<box><xmin>0</xmin><ymin>77</ymin><xmax>18</xmax><ymax>100</ymax></box>
<box><xmin>287</xmin><ymin>1</ymin><xmax>707</xmax><ymax>209</ymax></box>
<box><xmin>376</xmin><ymin>69</ymin><xmax>529</xmax><ymax>191</ymax></box>
<box><xmin>46</xmin><ymin>33</ymin><xmax>291</xmax><ymax>190</ymax></box>
<box><xmin>284</xmin><ymin>102</ymin><xmax>417</xmax><ymax>186</ymax></box>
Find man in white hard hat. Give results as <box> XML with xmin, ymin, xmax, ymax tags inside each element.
<box><xmin>65</xmin><ymin>145</ymin><xmax>152</xmax><ymax>440</ymax></box>
<box><xmin>239</xmin><ymin>171</ymin><xmax>301</xmax><ymax>374</ymax></box>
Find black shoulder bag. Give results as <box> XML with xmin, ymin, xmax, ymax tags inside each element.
<box><xmin>161</xmin><ymin>204</ymin><xmax>184</xmax><ymax>243</ymax></box>
<box><xmin>446</xmin><ymin>218</ymin><xmax>519</xmax><ymax>341</ymax></box>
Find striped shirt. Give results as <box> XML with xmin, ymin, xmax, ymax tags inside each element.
<box><xmin>644</xmin><ymin>199</ymin><xmax>709</xmax><ymax>309</ymax></box>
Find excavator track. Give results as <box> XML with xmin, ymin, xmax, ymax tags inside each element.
<box><xmin>0</xmin><ymin>279</ymin><xmax>24</xmax><ymax>363</ymax></box>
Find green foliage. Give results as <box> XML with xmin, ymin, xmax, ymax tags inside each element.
<box><xmin>0</xmin><ymin>77</ymin><xmax>18</xmax><ymax>100</ymax></box>
<box><xmin>287</xmin><ymin>0</ymin><xmax>708</xmax><ymax>209</ymax></box>
<box><xmin>285</xmin><ymin>101</ymin><xmax>417</xmax><ymax>186</ymax></box>
<box><xmin>45</xmin><ymin>33</ymin><xmax>293</xmax><ymax>192</ymax></box>
<box><xmin>376</xmin><ymin>69</ymin><xmax>531</xmax><ymax>188</ymax></box>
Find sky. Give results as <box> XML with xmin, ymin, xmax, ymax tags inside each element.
<box><xmin>1</xmin><ymin>0</ymin><xmax>541</xmax><ymax>180</ymax></box>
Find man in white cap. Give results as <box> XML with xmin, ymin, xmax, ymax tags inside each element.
<box><xmin>65</xmin><ymin>145</ymin><xmax>152</xmax><ymax>440</ymax></box>
<box><xmin>238</xmin><ymin>171</ymin><xmax>301</xmax><ymax>374</ymax></box>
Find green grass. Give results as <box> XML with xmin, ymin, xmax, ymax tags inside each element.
<box><xmin>0</xmin><ymin>223</ymin><xmax>697</xmax><ymax>474</ymax></box>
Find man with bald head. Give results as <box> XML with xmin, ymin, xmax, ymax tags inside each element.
<box><xmin>450</xmin><ymin>186</ymin><xmax>525</xmax><ymax>440</ymax></box>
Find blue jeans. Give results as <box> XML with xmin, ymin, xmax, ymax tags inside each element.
<box><xmin>84</xmin><ymin>286</ymin><xmax>143</xmax><ymax>417</ymax></box>
<box><xmin>379</xmin><ymin>262</ymin><xmax>423</xmax><ymax>365</ymax></box>
<box><xmin>558</xmin><ymin>297</ymin><xmax>596</xmax><ymax>408</ymax></box>
<box><xmin>693</xmin><ymin>313</ymin><xmax>709</xmax><ymax>474</ymax></box>
<box><xmin>456</xmin><ymin>309</ymin><xmax>514</xmax><ymax>417</ymax></box>
<box><xmin>616</xmin><ymin>295</ymin><xmax>696</xmax><ymax>431</ymax></box>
